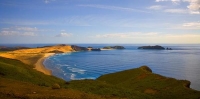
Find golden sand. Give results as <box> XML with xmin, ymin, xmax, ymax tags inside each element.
<box><xmin>0</xmin><ymin>45</ymin><xmax>74</xmax><ymax>75</ymax></box>
<box><xmin>34</xmin><ymin>53</ymin><xmax>55</xmax><ymax>75</ymax></box>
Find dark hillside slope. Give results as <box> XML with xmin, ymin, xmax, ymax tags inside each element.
<box><xmin>97</xmin><ymin>66</ymin><xmax>200</xmax><ymax>99</ymax></box>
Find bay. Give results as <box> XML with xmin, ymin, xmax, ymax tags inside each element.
<box><xmin>44</xmin><ymin>44</ymin><xmax>200</xmax><ymax>91</ymax></box>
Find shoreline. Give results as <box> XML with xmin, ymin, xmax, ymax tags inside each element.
<box><xmin>34</xmin><ymin>53</ymin><xmax>55</xmax><ymax>75</ymax></box>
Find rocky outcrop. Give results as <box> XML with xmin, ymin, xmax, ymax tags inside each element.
<box><xmin>103</xmin><ymin>46</ymin><xmax>125</xmax><ymax>49</ymax></box>
<box><xmin>138</xmin><ymin>45</ymin><xmax>165</xmax><ymax>50</ymax></box>
<box><xmin>112</xmin><ymin>46</ymin><xmax>125</xmax><ymax>49</ymax></box>
<box><xmin>71</xmin><ymin>45</ymin><xmax>88</xmax><ymax>51</ymax></box>
<box><xmin>91</xmin><ymin>48</ymin><xmax>101</xmax><ymax>51</ymax></box>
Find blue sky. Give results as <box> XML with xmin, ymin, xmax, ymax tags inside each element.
<box><xmin>0</xmin><ymin>0</ymin><xmax>200</xmax><ymax>44</ymax></box>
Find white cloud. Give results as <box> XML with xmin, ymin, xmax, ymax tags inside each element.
<box><xmin>148</xmin><ymin>5</ymin><xmax>165</xmax><ymax>10</ymax></box>
<box><xmin>55</xmin><ymin>32</ymin><xmax>72</xmax><ymax>37</ymax></box>
<box><xmin>44</xmin><ymin>0</ymin><xmax>50</xmax><ymax>4</ymax></box>
<box><xmin>171</xmin><ymin>0</ymin><xmax>181</xmax><ymax>4</ymax></box>
<box><xmin>167</xmin><ymin>22</ymin><xmax>200</xmax><ymax>29</ymax></box>
<box><xmin>164</xmin><ymin>9</ymin><xmax>188</xmax><ymax>13</ymax></box>
<box><xmin>93</xmin><ymin>32</ymin><xmax>200</xmax><ymax>39</ymax></box>
<box><xmin>185</xmin><ymin>0</ymin><xmax>200</xmax><ymax>14</ymax></box>
<box><xmin>44</xmin><ymin>0</ymin><xmax>55</xmax><ymax>4</ymax></box>
<box><xmin>16</xmin><ymin>27</ymin><xmax>38</xmax><ymax>31</ymax></box>
<box><xmin>93</xmin><ymin>32</ymin><xmax>200</xmax><ymax>43</ymax></box>
<box><xmin>78</xmin><ymin>4</ymin><xmax>148</xmax><ymax>13</ymax></box>
<box><xmin>0</xmin><ymin>26</ymin><xmax>37</xmax><ymax>36</ymax></box>
<box><xmin>94</xmin><ymin>32</ymin><xmax>159</xmax><ymax>38</ymax></box>
<box><xmin>182</xmin><ymin>22</ymin><xmax>200</xmax><ymax>28</ymax></box>
<box><xmin>155</xmin><ymin>0</ymin><xmax>200</xmax><ymax>14</ymax></box>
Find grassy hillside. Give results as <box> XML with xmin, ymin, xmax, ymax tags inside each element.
<box><xmin>0</xmin><ymin>56</ymin><xmax>65</xmax><ymax>86</ymax></box>
<box><xmin>67</xmin><ymin>66</ymin><xmax>200</xmax><ymax>99</ymax></box>
<box><xmin>0</xmin><ymin>57</ymin><xmax>110</xmax><ymax>99</ymax></box>
<box><xmin>0</xmin><ymin>56</ymin><xmax>200</xmax><ymax>99</ymax></box>
<box><xmin>97</xmin><ymin>66</ymin><xmax>200</xmax><ymax>98</ymax></box>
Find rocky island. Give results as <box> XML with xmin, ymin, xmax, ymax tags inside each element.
<box><xmin>138</xmin><ymin>45</ymin><xmax>165</xmax><ymax>50</ymax></box>
<box><xmin>71</xmin><ymin>45</ymin><xmax>125</xmax><ymax>51</ymax></box>
<box><xmin>102</xmin><ymin>46</ymin><xmax>125</xmax><ymax>50</ymax></box>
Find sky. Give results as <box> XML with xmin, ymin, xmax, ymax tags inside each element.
<box><xmin>0</xmin><ymin>0</ymin><xmax>200</xmax><ymax>44</ymax></box>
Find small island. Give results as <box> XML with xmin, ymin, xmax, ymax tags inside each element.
<box><xmin>138</xmin><ymin>45</ymin><xmax>165</xmax><ymax>50</ymax></box>
<box><xmin>102</xmin><ymin>46</ymin><xmax>125</xmax><ymax>50</ymax></box>
<box><xmin>71</xmin><ymin>45</ymin><xmax>125</xmax><ymax>51</ymax></box>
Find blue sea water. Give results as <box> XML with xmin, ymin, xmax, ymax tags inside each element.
<box><xmin>1</xmin><ymin>43</ymin><xmax>200</xmax><ymax>90</ymax></box>
<box><xmin>43</xmin><ymin>44</ymin><xmax>200</xmax><ymax>91</ymax></box>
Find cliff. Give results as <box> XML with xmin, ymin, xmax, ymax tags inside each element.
<box><xmin>71</xmin><ymin>45</ymin><xmax>88</xmax><ymax>51</ymax></box>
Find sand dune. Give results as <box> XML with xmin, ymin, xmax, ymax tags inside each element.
<box><xmin>12</xmin><ymin>44</ymin><xmax>74</xmax><ymax>53</ymax></box>
<box><xmin>0</xmin><ymin>45</ymin><xmax>74</xmax><ymax>75</ymax></box>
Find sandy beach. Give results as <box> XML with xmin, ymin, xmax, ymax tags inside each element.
<box><xmin>34</xmin><ymin>53</ymin><xmax>55</xmax><ymax>75</ymax></box>
<box><xmin>0</xmin><ymin>45</ymin><xmax>74</xmax><ymax>76</ymax></box>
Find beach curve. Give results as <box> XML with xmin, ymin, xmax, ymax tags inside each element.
<box><xmin>34</xmin><ymin>53</ymin><xmax>55</xmax><ymax>75</ymax></box>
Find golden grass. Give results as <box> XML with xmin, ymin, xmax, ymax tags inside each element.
<box><xmin>0</xmin><ymin>53</ymin><xmax>43</xmax><ymax>66</ymax></box>
<box><xmin>0</xmin><ymin>45</ymin><xmax>74</xmax><ymax>66</ymax></box>
<box><xmin>0</xmin><ymin>45</ymin><xmax>74</xmax><ymax>74</ymax></box>
<box><xmin>12</xmin><ymin>44</ymin><xmax>74</xmax><ymax>54</ymax></box>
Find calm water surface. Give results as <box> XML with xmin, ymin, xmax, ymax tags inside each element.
<box><xmin>44</xmin><ymin>44</ymin><xmax>200</xmax><ymax>91</ymax></box>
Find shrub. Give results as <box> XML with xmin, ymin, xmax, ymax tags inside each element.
<box><xmin>140</xmin><ymin>66</ymin><xmax>152</xmax><ymax>73</ymax></box>
<box><xmin>52</xmin><ymin>83</ymin><xmax>61</xmax><ymax>89</ymax></box>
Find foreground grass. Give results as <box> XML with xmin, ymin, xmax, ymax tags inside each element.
<box><xmin>0</xmin><ymin>57</ymin><xmax>114</xmax><ymax>99</ymax></box>
<box><xmin>0</xmin><ymin>56</ymin><xmax>200</xmax><ymax>99</ymax></box>
<box><xmin>0</xmin><ymin>56</ymin><xmax>65</xmax><ymax>87</ymax></box>
<box><xmin>67</xmin><ymin>66</ymin><xmax>200</xmax><ymax>99</ymax></box>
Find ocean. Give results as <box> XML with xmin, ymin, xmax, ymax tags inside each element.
<box><xmin>1</xmin><ymin>44</ymin><xmax>199</xmax><ymax>91</ymax></box>
<box><xmin>42</xmin><ymin>44</ymin><xmax>200</xmax><ymax>91</ymax></box>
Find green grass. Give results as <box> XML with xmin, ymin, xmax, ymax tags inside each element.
<box><xmin>0</xmin><ymin>56</ymin><xmax>66</xmax><ymax>87</ymax></box>
<box><xmin>64</xmin><ymin>66</ymin><xmax>200</xmax><ymax>99</ymax></box>
<box><xmin>0</xmin><ymin>57</ymin><xmax>200</xmax><ymax>99</ymax></box>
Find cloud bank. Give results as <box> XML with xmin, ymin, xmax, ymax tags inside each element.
<box><xmin>78</xmin><ymin>4</ymin><xmax>148</xmax><ymax>13</ymax></box>
<box><xmin>154</xmin><ymin>0</ymin><xmax>200</xmax><ymax>14</ymax></box>
<box><xmin>93</xmin><ymin>32</ymin><xmax>200</xmax><ymax>43</ymax></box>
<box><xmin>0</xmin><ymin>26</ymin><xmax>38</xmax><ymax>36</ymax></box>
